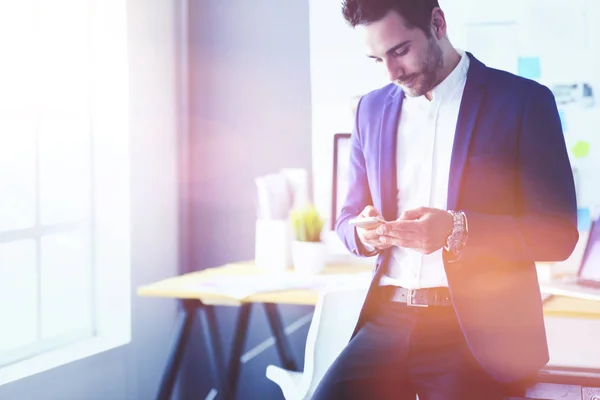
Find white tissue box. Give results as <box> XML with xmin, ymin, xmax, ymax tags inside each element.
<box><xmin>255</xmin><ymin>219</ymin><xmax>292</xmax><ymax>272</ymax></box>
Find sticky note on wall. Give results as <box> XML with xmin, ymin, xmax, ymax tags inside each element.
<box><xmin>558</xmin><ymin>110</ymin><xmax>567</xmax><ymax>131</ymax></box>
<box><xmin>578</xmin><ymin>208</ymin><xmax>591</xmax><ymax>232</ymax></box>
<box><xmin>572</xmin><ymin>141</ymin><xmax>590</xmax><ymax>159</ymax></box>
<box><xmin>518</xmin><ymin>57</ymin><xmax>541</xmax><ymax>80</ymax></box>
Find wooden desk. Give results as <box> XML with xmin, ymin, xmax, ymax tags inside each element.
<box><xmin>139</xmin><ymin>261</ymin><xmax>600</xmax><ymax>316</ymax></box>
<box><xmin>544</xmin><ymin>296</ymin><xmax>600</xmax><ymax>320</ymax></box>
<box><xmin>138</xmin><ymin>261</ymin><xmax>371</xmax><ymax>305</ymax></box>
<box><xmin>138</xmin><ymin>261</ymin><xmax>600</xmax><ymax>400</ymax></box>
<box><xmin>138</xmin><ymin>262</ymin><xmax>371</xmax><ymax>400</ymax></box>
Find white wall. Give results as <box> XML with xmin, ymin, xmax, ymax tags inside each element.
<box><xmin>126</xmin><ymin>0</ymin><xmax>181</xmax><ymax>397</ymax></box>
<box><xmin>309</xmin><ymin>0</ymin><xmax>600</xmax><ymax>227</ymax></box>
<box><xmin>308</xmin><ymin>0</ymin><xmax>383</xmax><ymax>226</ymax></box>
<box><xmin>182</xmin><ymin>1</ymin><xmax>314</xmax><ymax>398</ymax></box>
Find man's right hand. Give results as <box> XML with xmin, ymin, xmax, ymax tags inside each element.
<box><xmin>355</xmin><ymin>206</ymin><xmax>391</xmax><ymax>251</ymax></box>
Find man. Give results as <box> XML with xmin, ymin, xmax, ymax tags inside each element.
<box><xmin>313</xmin><ymin>0</ymin><xmax>579</xmax><ymax>399</ymax></box>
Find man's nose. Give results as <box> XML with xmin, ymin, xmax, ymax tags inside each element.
<box><xmin>384</xmin><ymin>58</ymin><xmax>403</xmax><ymax>82</ymax></box>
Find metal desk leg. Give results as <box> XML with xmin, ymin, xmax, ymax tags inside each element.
<box><xmin>264</xmin><ymin>303</ymin><xmax>298</xmax><ymax>371</ymax></box>
<box><xmin>156</xmin><ymin>299</ymin><xmax>200</xmax><ymax>400</ymax></box>
<box><xmin>227</xmin><ymin>303</ymin><xmax>253</xmax><ymax>399</ymax></box>
<box><xmin>200</xmin><ymin>305</ymin><xmax>231</xmax><ymax>399</ymax></box>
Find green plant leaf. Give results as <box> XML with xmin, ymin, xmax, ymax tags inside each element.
<box><xmin>289</xmin><ymin>204</ymin><xmax>324</xmax><ymax>242</ymax></box>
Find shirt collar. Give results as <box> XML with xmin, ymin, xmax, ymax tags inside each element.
<box><xmin>432</xmin><ymin>49</ymin><xmax>469</xmax><ymax>102</ymax></box>
<box><xmin>405</xmin><ymin>49</ymin><xmax>470</xmax><ymax>105</ymax></box>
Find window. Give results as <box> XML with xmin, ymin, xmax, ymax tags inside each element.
<box><xmin>0</xmin><ymin>0</ymin><xmax>130</xmax><ymax>385</ymax></box>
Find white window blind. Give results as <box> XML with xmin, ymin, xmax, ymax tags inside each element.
<box><xmin>0</xmin><ymin>0</ymin><xmax>130</xmax><ymax>383</ymax></box>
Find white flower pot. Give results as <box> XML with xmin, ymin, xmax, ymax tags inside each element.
<box><xmin>291</xmin><ymin>240</ymin><xmax>327</xmax><ymax>275</ymax></box>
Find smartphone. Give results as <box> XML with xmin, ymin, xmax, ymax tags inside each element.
<box><xmin>348</xmin><ymin>216</ymin><xmax>384</xmax><ymax>229</ymax></box>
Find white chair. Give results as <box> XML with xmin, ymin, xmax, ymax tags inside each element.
<box><xmin>266</xmin><ymin>287</ymin><xmax>368</xmax><ymax>400</ymax></box>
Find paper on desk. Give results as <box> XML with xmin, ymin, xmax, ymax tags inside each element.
<box><xmin>182</xmin><ymin>272</ymin><xmax>372</xmax><ymax>300</ymax></box>
<box><xmin>255</xmin><ymin>173</ymin><xmax>293</xmax><ymax>220</ymax></box>
<box><xmin>182</xmin><ymin>275</ymin><xmax>297</xmax><ymax>300</ymax></box>
<box><xmin>255</xmin><ymin>168</ymin><xmax>310</xmax><ymax>220</ymax></box>
<box><xmin>280</xmin><ymin>168</ymin><xmax>309</xmax><ymax>208</ymax></box>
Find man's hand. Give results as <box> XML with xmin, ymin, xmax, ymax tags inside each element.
<box><xmin>355</xmin><ymin>206</ymin><xmax>391</xmax><ymax>251</ymax></box>
<box><xmin>376</xmin><ymin>207</ymin><xmax>454</xmax><ymax>254</ymax></box>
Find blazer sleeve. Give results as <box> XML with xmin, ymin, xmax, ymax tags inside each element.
<box><xmin>456</xmin><ymin>85</ymin><xmax>579</xmax><ymax>263</ymax></box>
<box><xmin>334</xmin><ymin>97</ymin><xmax>377</xmax><ymax>257</ymax></box>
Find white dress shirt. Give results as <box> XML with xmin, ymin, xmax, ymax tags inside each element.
<box><xmin>377</xmin><ymin>50</ymin><xmax>470</xmax><ymax>289</ymax></box>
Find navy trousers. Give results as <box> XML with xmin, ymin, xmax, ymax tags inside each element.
<box><xmin>312</xmin><ymin>297</ymin><xmax>510</xmax><ymax>400</ymax></box>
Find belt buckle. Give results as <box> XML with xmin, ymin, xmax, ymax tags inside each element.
<box><xmin>406</xmin><ymin>289</ymin><xmax>428</xmax><ymax>307</ymax></box>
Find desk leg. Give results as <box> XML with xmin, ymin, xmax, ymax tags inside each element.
<box><xmin>156</xmin><ymin>299</ymin><xmax>200</xmax><ymax>400</ymax></box>
<box><xmin>264</xmin><ymin>303</ymin><xmax>298</xmax><ymax>371</ymax></box>
<box><xmin>200</xmin><ymin>305</ymin><xmax>231</xmax><ymax>399</ymax></box>
<box><xmin>155</xmin><ymin>301</ymin><xmax>254</xmax><ymax>400</ymax></box>
<box><xmin>227</xmin><ymin>303</ymin><xmax>252</xmax><ymax>398</ymax></box>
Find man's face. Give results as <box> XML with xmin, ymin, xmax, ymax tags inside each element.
<box><xmin>359</xmin><ymin>10</ymin><xmax>443</xmax><ymax>97</ymax></box>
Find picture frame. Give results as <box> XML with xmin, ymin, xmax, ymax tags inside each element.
<box><xmin>331</xmin><ymin>133</ymin><xmax>352</xmax><ymax>230</ymax></box>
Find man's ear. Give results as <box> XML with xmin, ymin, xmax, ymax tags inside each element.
<box><xmin>431</xmin><ymin>8</ymin><xmax>446</xmax><ymax>39</ymax></box>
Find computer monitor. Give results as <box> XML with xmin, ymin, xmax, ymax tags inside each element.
<box><xmin>579</xmin><ymin>219</ymin><xmax>600</xmax><ymax>285</ymax></box>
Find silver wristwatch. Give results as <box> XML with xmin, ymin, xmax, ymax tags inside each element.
<box><xmin>445</xmin><ymin>210</ymin><xmax>468</xmax><ymax>256</ymax></box>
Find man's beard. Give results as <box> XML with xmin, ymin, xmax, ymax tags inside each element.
<box><xmin>401</xmin><ymin>37</ymin><xmax>444</xmax><ymax>97</ymax></box>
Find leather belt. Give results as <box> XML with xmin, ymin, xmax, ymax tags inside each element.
<box><xmin>379</xmin><ymin>285</ymin><xmax>452</xmax><ymax>307</ymax></box>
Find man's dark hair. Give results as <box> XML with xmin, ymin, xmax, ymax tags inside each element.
<box><xmin>341</xmin><ymin>0</ymin><xmax>440</xmax><ymax>35</ymax></box>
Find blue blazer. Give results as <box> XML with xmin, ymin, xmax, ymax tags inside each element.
<box><xmin>336</xmin><ymin>53</ymin><xmax>579</xmax><ymax>383</ymax></box>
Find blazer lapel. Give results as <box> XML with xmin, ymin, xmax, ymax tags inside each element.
<box><xmin>447</xmin><ymin>53</ymin><xmax>488</xmax><ymax>210</ymax></box>
<box><xmin>379</xmin><ymin>89</ymin><xmax>404</xmax><ymax>221</ymax></box>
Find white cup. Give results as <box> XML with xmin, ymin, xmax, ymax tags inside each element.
<box><xmin>255</xmin><ymin>219</ymin><xmax>292</xmax><ymax>272</ymax></box>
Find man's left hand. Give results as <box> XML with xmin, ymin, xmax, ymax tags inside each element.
<box><xmin>375</xmin><ymin>207</ymin><xmax>454</xmax><ymax>254</ymax></box>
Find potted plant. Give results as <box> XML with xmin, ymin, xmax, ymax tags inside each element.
<box><xmin>290</xmin><ymin>204</ymin><xmax>327</xmax><ymax>275</ymax></box>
